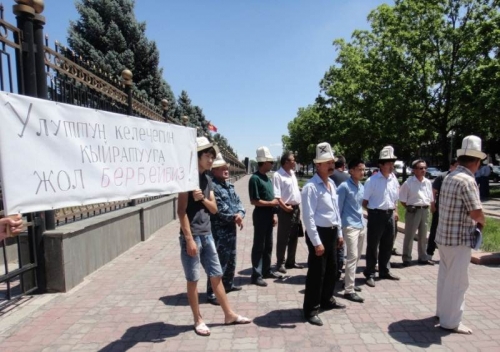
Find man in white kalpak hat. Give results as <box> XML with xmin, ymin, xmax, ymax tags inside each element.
<box><xmin>362</xmin><ymin>146</ymin><xmax>400</xmax><ymax>287</ymax></box>
<box><xmin>248</xmin><ymin>146</ymin><xmax>282</xmax><ymax>287</ymax></box>
<box><xmin>302</xmin><ymin>142</ymin><xmax>346</xmax><ymax>326</ymax></box>
<box><xmin>435</xmin><ymin>135</ymin><xmax>486</xmax><ymax>335</ymax></box>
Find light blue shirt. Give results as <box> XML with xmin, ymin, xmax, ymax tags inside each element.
<box><xmin>363</xmin><ymin>172</ymin><xmax>399</xmax><ymax>210</ymax></box>
<box><xmin>337</xmin><ymin>177</ymin><xmax>365</xmax><ymax>229</ymax></box>
<box><xmin>301</xmin><ymin>173</ymin><xmax>342</xmax><ymax>247</ymax></box>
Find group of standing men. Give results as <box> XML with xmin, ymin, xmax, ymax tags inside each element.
<box><xmin>177</xmin><ymin>134</ymin><xmax>486</xmax><ymax>336</ymax></box>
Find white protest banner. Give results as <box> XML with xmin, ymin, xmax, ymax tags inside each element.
<box><xmin>0</xmin><ymin>92</ymin><xmax>199</xmax><ymax>215</ymax></box>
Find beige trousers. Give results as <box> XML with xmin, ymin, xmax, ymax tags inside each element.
<box><xmin>343</xmin><ymin>226</ymin><xmax>366</xmax><ymax>294</ymax></box>
<box><xmin>436</xmin><ymin>245</ymin><xmax>471</xmax><ymax>329</ymax></box>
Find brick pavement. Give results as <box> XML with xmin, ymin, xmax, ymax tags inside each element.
<box><xmin>1</xmin><ymin>174</ymin><xmax>500</xmax><ymax>351</ymax></box>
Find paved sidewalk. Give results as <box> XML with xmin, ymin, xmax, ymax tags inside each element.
<box><xmin>1</xmin><ymin>175</ymin><xmax>500</xmax><ymax>351</ymax></box>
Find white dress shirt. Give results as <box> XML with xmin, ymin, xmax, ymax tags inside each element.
<box><xmin>273</xmin><ymin>167</ymin><xmax>301</xmax><ymax>205</ymax></box>
<box><xmin>363</xmin><ymin>172</ymin><xmax>399</xmax><ymax>210</ymax></box>
<box><xmin>301</xmin><ymin>174</ymin><xmax>342</xmax><ymax>247</ymax></box>
<box><xmin>399</xmin><ymin>176</ymin><xmax>433</xmax><ymax>206</ymax></box>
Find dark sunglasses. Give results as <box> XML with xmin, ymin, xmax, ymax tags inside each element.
<box><xmin>416</xmin><ymin>167</ymin><xmax>427</xmax><ymax>170</ymax></box>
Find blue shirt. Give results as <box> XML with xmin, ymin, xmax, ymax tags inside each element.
<box><xmin>363</xmin><ymin>172</ymin><xmax>399</xmax><ymax>210</ymax></box>
<box><xmin>337</xmin><ymin>177</ymin><xmax>365</xmax><ymax>229</ymax></box>
<box><xmin>301</xmin><ymin>173</ymin><xmax>342</xmax><ymax>247</ymax></box>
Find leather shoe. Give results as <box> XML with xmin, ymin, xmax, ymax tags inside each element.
<box><xmin>277</xmin><ymin>265</ymin><xmax>287</xmax><ymax>274</ymax></box>
<box><xmin>306</xmin><ymin>315</ymin><xmax>323</xmax><ymax>326</ymax></box>
<box><xmin>263</xmin><ymin>271</ymin><xmax>283</xmax><ymax>279</ymax></box>
<box><xmin>380</xmin><ymin>272</ymin><xmax>400</xmax><ymax>280</ymax></box>
<box><xmin>391</xmin><ymin>248</ymin><xmax>401</xmax><ymax>256</ymax></box>
<box><xmin>207</xmin><ymin>296</ymin><xmax>220</xmax><ymax>306</ymax></box>
<box><xmin>366</xmin><ymin>277</ymin><xmax>375</xmax><ymax>287</ymax></box>
<box><xmin>285</xmin><ymin>263</ymin><xmax>304</xmax><ymax>269</ymax></box>
<box><xmin>402</xmin><ymin>261</ymin><xmax>411</xmax><ymax>267</ymax></box>
<box><xmin>226</xmin><ymin>285</ymin><xmax>243</xmax><ymax>293</ymax></box>
<box><xmin>342</xmin><ymin>283</ymin><xmax>362</xmax><ymax>292</ymax></box>
<box><xmin>251</xmin><ymin>278</ymin><xmax>268</xmax><ymax>287</ymax></box>
<box><xmin>344</xmin><ymin>292</ymin><xmax>365</xmax><ymax>303</ymax></box>
<box><xmin>418</xmin><ymin>259</ymin><xmax>435</xmax><ymax>266</ymax></box>
<box><xmin>321</xmin><ymin>299</ymin><xmax>346</xmax><ymax>311</ymax></box>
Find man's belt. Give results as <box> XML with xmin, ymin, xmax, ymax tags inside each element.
<box><xmin>368</xmin><ymin>208</ymin><xmax>394</xmax><ymax>214</ymax></box>
<box><xmin>407</xmin><ymin>205</ymin><xmax>429</xmax><ymax>209</ymax></box>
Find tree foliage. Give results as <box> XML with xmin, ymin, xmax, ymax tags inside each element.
<box><xmin>68</xmin><ymin>0</ymin><xmax>176</xmax><ymax>115</ymax></box>
<box><xmin>285</xmin><ymin>0</ymin><xmax>500</xmax><ymax>167</ymax></box>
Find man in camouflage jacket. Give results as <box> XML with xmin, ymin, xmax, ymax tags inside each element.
<box><xmin>207</xmin><ymin>153</ymin><xmax>246</xmax><ymax>305</ymax></box>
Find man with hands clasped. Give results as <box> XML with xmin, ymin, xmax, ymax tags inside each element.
<box><xmin>302</xmin><ymin>142</ymin><xmax>346</xmax><ymax>327</ymax></box>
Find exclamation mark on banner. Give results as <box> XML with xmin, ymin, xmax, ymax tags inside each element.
<box><xmin>188</xmin><ymin>151</ymin><xmax>193</xmax><ymax>182</ymax></box>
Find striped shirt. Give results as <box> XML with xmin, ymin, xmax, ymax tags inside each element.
<box><xmin>435</xmin><ymin>166</ymin><xmax>482</xmax><ymax>247</ymax></box>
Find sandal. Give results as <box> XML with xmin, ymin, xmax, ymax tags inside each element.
<box><xmin>225</xmin><ymin>315</ymin><xmax>252</xmax><ymax>325</ymax></box>
<box><xmin>194</xmin><ymin>322</ymin><xmax>211</xmax><ymax>336</ymax></box>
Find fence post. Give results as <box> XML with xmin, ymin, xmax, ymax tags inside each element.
<box><xmin>122</xmin><ymin>69</ymin><xmax>133</xmax><ymax>116</ymax></box>
<box><xmin>161</xmin><ymin>99</ymin><xmax>168</xmax><ymax>121</ymax></box>
<box><xmin>13</xmin><ymin>0</ymin><xmax>37</xmax><ymax>96</ymax></box>
<box><xmin>13</xmin><ymin>0</ymin><xmax>47</xmax><ymax>292</ymax></box>
<box><xmin>33</xmin><ymin>3</ymin><xmax>56</xmax><ymax>232</ymax></box>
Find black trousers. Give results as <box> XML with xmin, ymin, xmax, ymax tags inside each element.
<box><xmin>303</xmin><ymin>226</ymin><xmax>338</xmax><ymax>317</ymax></box>
<box><xmin>276</xmin><ymin>207</ymin><xmax>299</xmax><ymax>266</ymax></box>
<box><xmin>364</xmin><ymin>210</ymin><xmax>395</xmax><ymax>278</ymax></box>
<box><xmin>251</xmin><ymin>207</ymin><xmax>274</xmax><ymax>280</ymax></box>
<box><xmin>427</xmin><ymin>210</ymin><xmax>439</xmax><ymax>256</ymax></box>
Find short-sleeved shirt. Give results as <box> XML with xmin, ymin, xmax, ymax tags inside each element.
<box><xmin>363</xmin><ymin>172</ymin><xmax>399</xmax><ymax>210</ymax></box>
<box><xmin>249</xmin><ymin>171</ymin><xmax>274</xmax><ymax>202</ymax></box>
<box><xmin>273</xmin><ymin>168</ymin><xmax>301</xmax><ymax>205</ymax></box>
<box><xmin>435</xmin><ymin>166</ymin><xmax>482</xmax><ymax>247</ymax></box>
<box><xmin>399</xmin><ymin>176</ymin><xmax>433</xmax><ymax>206</ymax></box>
<box><xmin>181</xmin><ymin>172</ymin><xmax>213</xmax><ymax>236</ymax></box>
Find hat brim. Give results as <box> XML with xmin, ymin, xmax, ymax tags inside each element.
<box><xmin>314</xmin><ymin>157</ymin><xmax>336</xmax><ymax>164</ymax></box>
<box><xmin>457</xmin><ymin>149</ymin><xmax>486</xmax><ymax>160</ymax></box>
<box><xmin>197</xmin><ymin>143</ymin><xmax>220</xmax><ymax>154</ymax></box>
<box><xmin>378</xmin><ymin>158</ymin><xmax>397</xmax><ymax>163</ymax></box>
<box><xmin>256</xmin><ymin>157</ymin><xmax>274</xmax><ymax>162</ymax></box>
<box><xmin>212</xmin><ymin>161</ymin><xmax>228</xmax><ymax>168</ymax></box>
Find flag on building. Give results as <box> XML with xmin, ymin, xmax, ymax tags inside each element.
<box><xmin>208</xmin><ymin>122</ymin><xmax>218</xmax><ymax>132</ymax></box>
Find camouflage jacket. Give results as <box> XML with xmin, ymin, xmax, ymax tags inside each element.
<box><xmin>211</xmin><ymin>178</ymin><xmax>245</xmax><ymax>229</ymax></box>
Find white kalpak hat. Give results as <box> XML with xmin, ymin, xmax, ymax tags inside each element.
<box><xmin>378</xmin><ymin>146</ymin><xmax>397</xmax><ymax>161</ymax></box>
<box><xmin>457</xmin><ymin>135</ymin><xmax>486</xmax><ymax>160</ymax></box>
<box><xmin>197</xmin><ymin>136</ymin><xmax>219</xmax><ymax>154</ymax></box>
<box><xmin>313</xmin><ymin>142</ymin><xmax>336</xmax><ymax>164</ymax></box>
<box><xmin>256</xmin><ymin>146</ymin><xmax>274</xmax><ymax>162</ymax></box>
<box><xmin>212</xmin><ymin>153</ymin><xmax>227</xmax><ymax>168</ymax></box>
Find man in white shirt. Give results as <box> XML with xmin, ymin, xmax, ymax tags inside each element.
<box><xmin>273</xmin><ymin>151</ymin><xmax>303</xmax><ymax>274</ymax></box>
<box><xmin>302</xmin><ymin>142</ymin><xmax>346</xmax><ymax>326</ymax></box>
<box><xmin>362</xmin><ymin>146</ymin><xmax>400</xmax><ymax>287</ymax></box>
<box><xmin>399</xmin><ymin>159</ymin><xmax>435</xmax><ymax>266</ymax></box>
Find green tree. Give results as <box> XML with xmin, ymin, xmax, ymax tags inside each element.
<box><xmin>68</xmin><ymin>0</ymin><xmax>176</xmax><ymax>117</ymax></box>
<box><xmin>310</xmin><ymin>0</ymin><xmax>499</xmax><ymax>166</ymax></box>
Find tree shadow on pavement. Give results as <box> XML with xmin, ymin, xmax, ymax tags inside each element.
<box><xmin>98</xmin><ymin>322</ymin><xmax>191</xmax><ymax>351</ymax></box>
<box><xmin>253</xmin><ymin>308</ymin><xmax>304</xmax><ymax>329</ymax></box>
<box><xmin>388</xmin><ymin>317</ymin><xmax>451</xmax><ymax>348</ymax></box>
<box><xmin>159</xmin><ymin>293</ymin><xmax>190</xmax><ymax>306</ymax></box>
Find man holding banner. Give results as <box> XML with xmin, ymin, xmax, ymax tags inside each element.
<box><xmin>177</xmin><ymin>137</ymin><xmax>251</xmax><ymax>337</ymax></box>
<box><xmin>0</xmin><ymin>215</ymin><xmax>24</xmax><ymax>241</ymax></box>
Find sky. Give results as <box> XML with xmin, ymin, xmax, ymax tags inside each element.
<box><xmin>5</xmin><ymin>0</ymin><xmax>392</xmax><ymax>161</ymax></box>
